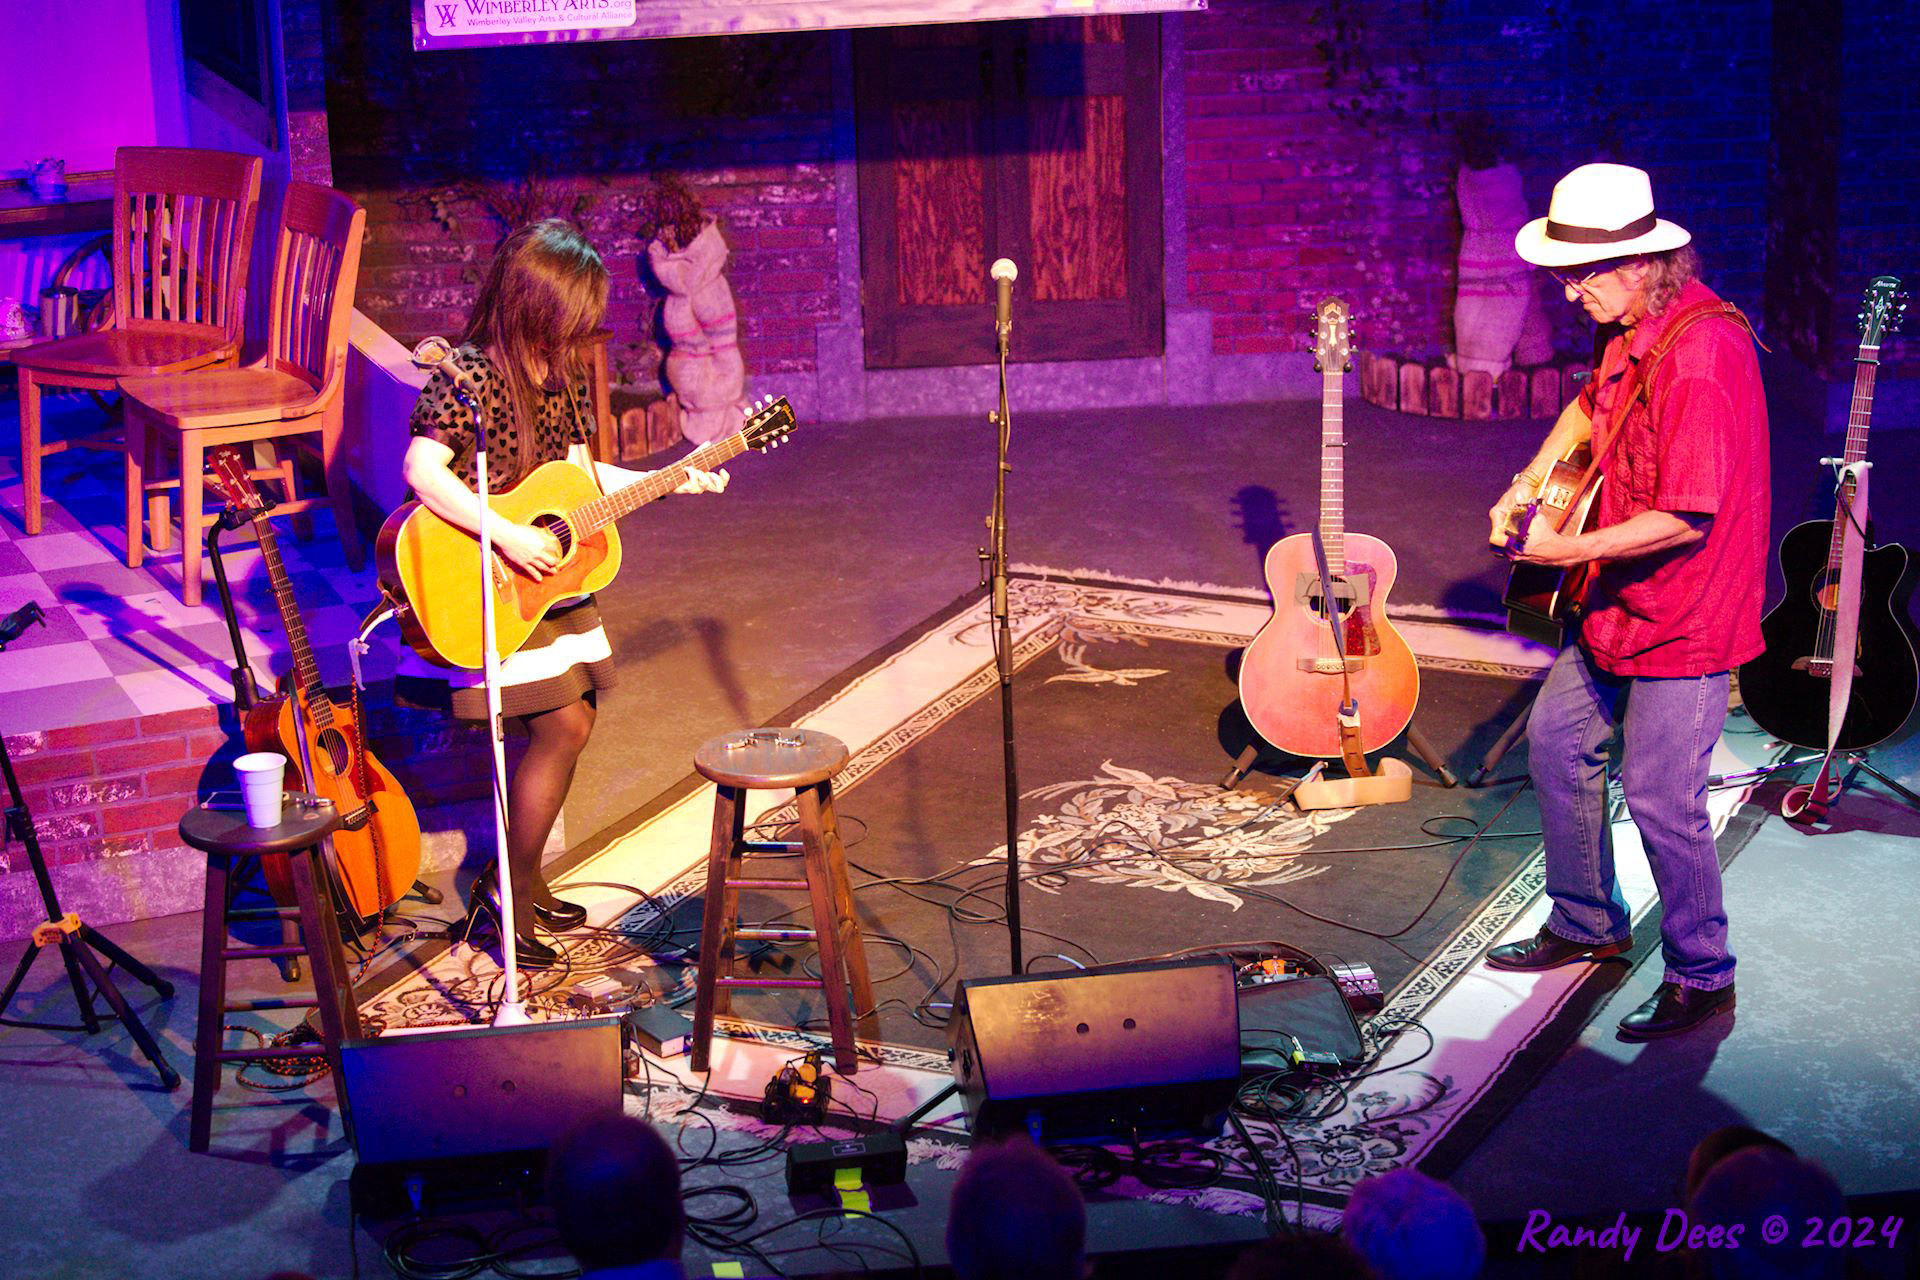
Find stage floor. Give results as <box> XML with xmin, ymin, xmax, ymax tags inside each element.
<box><xmin>2</xmin><ymin>370</ymin><xmax>1918</xmax><ymax>1276</ymax></box>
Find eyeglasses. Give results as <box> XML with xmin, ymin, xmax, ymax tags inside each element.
<box><xmin>1547</xmin><ymin>262</ymin><xmax>1625</xmax><ymax>294</ymax></box>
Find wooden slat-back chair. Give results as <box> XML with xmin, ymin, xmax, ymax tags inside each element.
<box><xmin>13</xmin><ymin>147</ymin><xmax>262</xmax><ymax>535</ymax></box>
<box><xmin>120</xmin><ymin>182</ymin><xmax>367</xmax><ymax>606</ymax></box>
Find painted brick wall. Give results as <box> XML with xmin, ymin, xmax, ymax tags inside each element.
<box><xmin>1180</xmin><ymin>0</ymin><xmax>1774</xmax><ymax>362</ymax></box>
<box><xmin>4</xmin><ymin>711</ymin><xmax>224</xmax><ymax>874</ymax></box>
<box><xmin>310</xmin><ymin>2</ymin><xmax>1890</xmax><ymax>391</ymax></box>
<box><xmin>1836</xmin><ymin>4</ymin><xmax>1919</xmax><ymax>380</ymax></box>
<box><xmin>321</xmin><ymin>2</ymin><xmax>840</xmax><ymax>383</ymax></box>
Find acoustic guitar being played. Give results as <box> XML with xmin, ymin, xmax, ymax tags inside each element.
<box><xmin>1237</xmin><ymin>298</ymin><xmax>1420</xmax><ymax>760</ymax></box>
<box><xmin>206</xmin><ymin>447</ymin><xmax>422</xmax><ymax>929</ymax></box>
<box><xmin>378</xmin><ymin>396</ymin><xmax>796</xmax><ymax>670</ymax></box>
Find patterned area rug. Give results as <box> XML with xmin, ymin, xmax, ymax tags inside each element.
<box><xmin>358</xmin><ymin>569</ymin><xmax>1768</xmax><ymax>1227</ymax></box>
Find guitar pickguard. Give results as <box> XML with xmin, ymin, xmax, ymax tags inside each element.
<box><xmin>1293</xmin><ymin>565</ymin><xmax>1383</xmax><ymax>657</ymax></box>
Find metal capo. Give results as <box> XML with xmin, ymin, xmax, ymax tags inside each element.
<box><xmin>726</xmin><ymin>729</ymin><xmax>804</xmax><ymax>750</ymax></box>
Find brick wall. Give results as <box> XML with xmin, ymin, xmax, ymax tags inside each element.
<box><xmin>1836</xmin><ymin>4</ymin><xmax>1919</xmax><ymax>380</ymax></box>
<box><xmin>5</xmin><ymin>711</ymin><xmax>225</xmax><ymax>877</ymax></box>
<box><xmin>309</xmin><ymin>2</ymin><xmax>1894</xmax><ymax>398</ymax></box>
<box><xmin>1180</xmin><ymin>0</ymin><xmax>1774</xmax><ymax>363</ymax></box>
<box><xmin>321</xmin><ymin>2</ymin><xmax>840</xmax><ymax>384</ymax></box>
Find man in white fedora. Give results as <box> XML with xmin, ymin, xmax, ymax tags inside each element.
<box><xmin>1484</xmin><ymin>162</ymin><xmax>1768</xmax><ymax>1040</ymax></box>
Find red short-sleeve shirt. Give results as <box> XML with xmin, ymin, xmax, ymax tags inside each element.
<box><xmin>1573</xmin><ymin>280</ymin><xmax>1770</xmax><ymax>677</ymax></box>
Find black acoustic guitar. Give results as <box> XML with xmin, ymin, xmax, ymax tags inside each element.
<box><xmin>1738</xmin><ymin>276</ymin><xmax>1918</xmax><ymax>751</ymax></box>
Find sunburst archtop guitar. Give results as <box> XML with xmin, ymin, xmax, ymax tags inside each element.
<box><xmin>379</xmin><ymin>396</ymin><xmax>797</xmax><ymax>670</ymax></box>
<box><xmin>1237</xmin><ymin>299</ymin><xmax>1420</xmax><ymax>759</ymax></box>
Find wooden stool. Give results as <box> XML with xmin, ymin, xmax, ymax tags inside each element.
<box><xmin>690</xmin><ymin>728</ymin><xmax>875</xmax><ymax>1074</ymax></box>
<box><xmin>178</xmin><ymin>795</ymin><xmax>362</xmax><ymax>1153</ymax></box>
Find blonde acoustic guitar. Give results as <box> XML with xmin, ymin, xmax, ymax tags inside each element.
<box><xmin>379</xmin><ymin>396</ymin><xmax>796</xmax><ymax>670</ymax></box>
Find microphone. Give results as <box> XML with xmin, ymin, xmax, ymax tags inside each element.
<box><xmin>991</xmin><ymin>258</ymin><xmax>1017</xmax><ymax>348</ymax></box>
<box><xmin>410</xmin><ymin>335</ymin><xmax>479</xmax><ymax>394</ymax></box>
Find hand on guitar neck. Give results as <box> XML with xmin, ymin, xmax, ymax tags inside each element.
<box><xmin>492</xmin><ymin>461</ymin><xmax>729</xmax><ymax>582</ymax></box>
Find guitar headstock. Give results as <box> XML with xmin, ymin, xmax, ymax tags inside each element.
<box><xmin>1859</xmin><ymin>275</ymin><xmax>1906</xmax><ymax>349</ymax></box>
<box><xmin>741</xmin><ymin>395</ymin><xmax>797</xmax><ymax>452</ymax></box>
<box><xmin>205</xmin><ymin>446</ymin><xmax>266</xmax><ymax>516</ymax></box>
<box><xmin>1313</xmin><ymin>297</ymin><xmax>1352</xmax><ymax>374</ymax></box>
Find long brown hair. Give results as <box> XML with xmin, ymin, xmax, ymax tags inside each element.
<box><xmin>461</xmin><ymin>219</ymin><xmax>608</xmax><ymax>476</ymax></box>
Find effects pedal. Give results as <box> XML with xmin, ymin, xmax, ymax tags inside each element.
<box><xmin>1329</xmin><ymin>961</ymin><xmax>1384</xmax><ymax>1015</ymax></box>
<box><xmin>761</xmin><ymin>1052</ymin><xmax>833</xmax><ymax>1126</ymax></box>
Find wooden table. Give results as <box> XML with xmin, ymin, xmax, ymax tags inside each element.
<box><xmin>0</xmin><ymin>172</ymin><xmax>114</xmax><ymax>240</ymax></box>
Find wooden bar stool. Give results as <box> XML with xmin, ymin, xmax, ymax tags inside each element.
<box><xmin>690</xmin><ymin>728</ymin><xmax>876</xmax><ymax>1074</ymax></box>
<box><xmin>178</xmin><ymin>794</ymin><xmax>362</xmax><ymax>1153</ymax></box>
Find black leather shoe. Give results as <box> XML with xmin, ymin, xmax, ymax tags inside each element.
<box><xmin>469</xmin><ymin>881</ymin><xmax>562</xmax><ymax>970</ymax></box>
<box><xmin>532</xmin><ymin>893</ymin><xmax>587</xmax><ymax>931</ymax></box>
<box><xmin>1486</xmin><ymin>926</ymin><xmax>1631</xmax><ymax>972</ymax></box>
<box><xmin>1617</xmin><ymin>981</ymin><xmax>1735</xmax><ymax>1040</ymax></box>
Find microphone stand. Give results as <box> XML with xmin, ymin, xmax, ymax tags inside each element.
<box><xmin>452</xmin><ymin>382</ymin><xmax>526</xmax><ymax>1026</ymax></box>
<box><xmin>983</xmin><ymin>317</ymin><xmax>1022</xmax><ymax>974</ymax></box>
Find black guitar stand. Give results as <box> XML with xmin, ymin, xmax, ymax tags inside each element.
<box><xmin>0</xmin><ymin>603</ymin><xmax>181</xmax><ymax>1090</ymax></box>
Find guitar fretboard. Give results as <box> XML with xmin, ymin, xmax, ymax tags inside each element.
<box><xmin>254</xmin><ymin>515</ymin><xmax>334</xmax><ymax>728</ymax></box>
<box><xmin>1823</xmin><ymin>340</ymin><xmax>1880</xmax><ymax>578</ymax></box>
<box><xmin>1321</xmin><ymin>363</ymin><xmax>1346</xmax><ymax>574</ymax></box>
<box><xmin>567</xmin><ymin>430</ymin><xmax>752</xmax><ymax>539</ymax></box>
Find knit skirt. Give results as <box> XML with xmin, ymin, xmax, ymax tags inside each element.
<box><xmin>395</xmin><ymin>596</ymin><xmax>617</xmax><ymax>722</ymax></box>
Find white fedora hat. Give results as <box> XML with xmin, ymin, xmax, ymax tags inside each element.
<box><xmin>1515</xmin><ymin>163</ymin><xmax>1691</xmax><ymax>268</ymax></box>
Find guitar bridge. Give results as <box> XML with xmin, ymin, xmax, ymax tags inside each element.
<box><xmin>1297</xmin><ymin>657</ymin><xmax>1364</xmax><ymax>675</ymax></box>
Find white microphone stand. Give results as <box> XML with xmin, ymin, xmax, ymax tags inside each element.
<box><xmin>461</xmin><ymin>384</ymin><xmax>527</xmax><ymax>1025</ymax></box>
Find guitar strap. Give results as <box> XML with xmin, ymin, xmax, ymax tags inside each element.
<box><xmin>1561</xmin><ymin>299</ymin><xmax>1760</xmax><ymax>525</ymax></box>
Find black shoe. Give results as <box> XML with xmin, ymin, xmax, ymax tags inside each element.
<box><xmin>1617</xmin><ymin>981</ymin><xmax>1735</xmax><ymax>1040</ymax></box>
<box><xmin>1486</xmin><ymin>926</ymin><xmax>1631</xmax><ymax>972</ymax></box>
<box><xmin>468</xmin><ymin>881</ymin><xmax>562</xmax><ymax>970</ymax></box>
<box><xmin>532</xmin><ymin>892</ymin><xmax>587</xmax><ymax>931</ymax></box>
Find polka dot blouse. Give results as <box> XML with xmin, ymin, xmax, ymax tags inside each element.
<box><xmin>408</xmin><ymin>344</ymin><xmax>594</xmax><ymax>494</ymax></box>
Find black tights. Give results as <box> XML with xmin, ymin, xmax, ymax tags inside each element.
<box><xmin>501</xmin><ymin>693</ymin><xmax>595</xmax><ymax>933</ymax></box>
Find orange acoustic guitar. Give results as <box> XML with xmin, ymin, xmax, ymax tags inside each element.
<box><xmin>378</xmin><ymin>396</ymin><xmax>797</xmax><ymax>670</ymax></box>
<box><xmin>207</xmin><ymin>447</ymin><xmax>422</xmax><ymax>929</ymax></box>
<box><xmin>1237</xmin><ymin>298</ymin><xmax>1420</xmax><ymax>759</ymax></box>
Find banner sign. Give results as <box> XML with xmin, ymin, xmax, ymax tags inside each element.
<box><xmin>413</xmin><ymin>0</ymin><xmax>1206</xmax><ymax>51</ymax></box>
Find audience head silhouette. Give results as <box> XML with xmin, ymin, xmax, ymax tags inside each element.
<box><xmin>946</xmin><ymin>1136</ymin><xmax>1086</xmax><ymax>1280</ymax></box>
<box><xmin>1683</xmin><ymin>1124</ymin><xmax>1794</xmax><ymax>1201</ymax></box>
<box><xmin>1341</xmin><ymin>1168</ymin><xmax>1484</xmax><ymax>1280</ymax></box>
<box><xmin>1226</xmin><ymin>1231</ymin><xmax>1378</xmax><ymax>1280</ymax></box>
<box><xmin>1687</xmin><ymin>1146</ymin><xmax>1846</xmax><ymax>1280</ymax></box>
<box><xmin>547</xmin><ymin>1115</ymin><xmax>685</xmax><ymax>1275</ymax></box>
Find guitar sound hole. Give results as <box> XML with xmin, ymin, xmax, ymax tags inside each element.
<box><xmin>532</xmin><ymin>513</ymin><xmax>573</xmax><ymax>557</ymax></box>
<box><xmin>318</xmin><ymin>728</ymin><xmax>352</xmax><ymax>775</ymax></box>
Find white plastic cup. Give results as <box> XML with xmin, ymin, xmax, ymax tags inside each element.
<box><xmin>234</xmin><ymin>752</ymin><xmax>288</xmax><ymax>828</ymax></box>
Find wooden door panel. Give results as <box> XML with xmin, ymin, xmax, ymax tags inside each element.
<box><xmin>855</xmin><ymin>16</ymin><xmax>1162</xmax><ymax>370</ymax></box>
<box><xmin>1028</xmin><ymin>93</ymin><xmax>1126</xmax><ymax>303</ymax></box>
<box><xmin>894</xmin><ymin>103</ymin><xmax>990</xmax><ymax>307</ymax></box>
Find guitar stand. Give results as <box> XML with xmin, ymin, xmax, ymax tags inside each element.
<box><xmin>1222</xmin><ymin>722</ymin><xmax>1457</xmax><ymax>793</ymax></box>
<box><xmin>206</xmin><ymin>508</ymin><xmax>443</xmax><ymax>933</ymax></box>
<box><xmin>0</xmin><ymin>605</ymin><xmax>181</xmax><ymax>1090</ymax></box>
<box><xmin>1710</xmin><ymin>749</ymin><xmax>1920</xmax><ymax>824</ymax></box>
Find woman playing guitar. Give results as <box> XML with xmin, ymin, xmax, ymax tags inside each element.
<box><xmin>397</xmin><ymin>219</ymin><xmax>727</xmax><ymax>970</ymax></box>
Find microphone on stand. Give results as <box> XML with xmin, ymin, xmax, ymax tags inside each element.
<box><xmin>991</xmin><ymin>258</ymin><xmax>1018</xmax><ymax>353</ymax></box>
<box><xmin>410</xmin><ymin>335</ymin><xmax>480</xmax><ymax>396</ymax></box>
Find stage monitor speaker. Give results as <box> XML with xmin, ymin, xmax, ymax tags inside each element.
<box><xmin>340</xmin><ymin>1016</ymin><xmax>624</xmax><ymax>1168</ymax></box>
<box><xmin>947</xmin><ymin>957</ymin><xmax>1239</xmax><ymax>1143</ymax></box>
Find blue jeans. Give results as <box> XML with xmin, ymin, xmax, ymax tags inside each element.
<box><xmin>1526</xmin><ymin>644</ymin><xmax>1736</xmax><ymax>991</ymax></box>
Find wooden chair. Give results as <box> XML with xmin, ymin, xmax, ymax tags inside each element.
<box><xmin>121</xmin><ymin>182</ymin><xmax>367</xmax><ymax>606</ymax></box>
<box><xmin>12</xmin><ymin>147</ymin><xmax>262</xmax><ymax>535</ymax></box>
